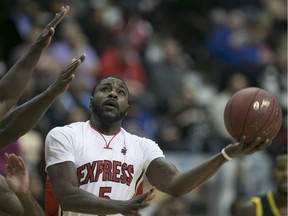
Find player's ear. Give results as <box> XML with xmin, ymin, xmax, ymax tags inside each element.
<box><xmin>89</xmin><ymin>97</ymin><xmax>93</xmax><ymax>109</ymax></box>
<box><xmin>125</xmin><ymin>104</ymin><xmax>129</xmax><ymax>116</ymax></box>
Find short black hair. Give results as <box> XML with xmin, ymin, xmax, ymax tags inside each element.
<box><xmin>91</xmin><ymin>76</ymin><xmax>129</xmax><ymax>97</ymax></box>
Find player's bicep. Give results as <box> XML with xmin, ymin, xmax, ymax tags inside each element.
<box><xmin>146</xmin><ymin>157</ymin><xmax>179</xmax><ymax>193</ymax></box>
<box><xmin>47</xmin><ymin>161</ymin><xmax>78</xmax><ymax>199</ymax></box>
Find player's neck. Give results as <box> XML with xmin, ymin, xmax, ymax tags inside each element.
<box><xmin>89</xmin><ymin>120</ymin><xmax>121</xmax><ymax>135</ymax></box>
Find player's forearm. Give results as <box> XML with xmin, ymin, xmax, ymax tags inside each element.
<box><xmin>0</xmin><ymin>45</ymin><xmax>44</xmax><ymax>101</ymax></box>
<box><xmin>15</xmin><ymin>191</ymin><xmax>45</xmax><ymax>216</ymax></box>
<box><xmin>0</xmin><ymin>45</ymin><xmax>45</xmax><ymax>118</ymax></box>
<box><xmin>56</xmin><ymin>187</ymin><xmax>121</xmax><ymax>214</ymax></box>
<box><xmin>168</xmin><ymin>153</ymin><xmax>227</xmax><ymax>196</ymax></box>
<box><xmin>0</xmin><ymin>89</ymin><xmax>59</xmax><ymax>148</ymax></box>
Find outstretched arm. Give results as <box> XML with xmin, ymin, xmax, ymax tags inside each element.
<box><xmin>146</xmin><ymin>136</ymin><xmax>271</xmax><ymax>196</ymax></box>
<box><xmin>0</xmin><ymin>5</ymin><xmax>70</xmax><ymax>119</ymax></box>
<box><xmin>47</xmin><ymin>162</ymin><xmax>155</xmax><ymax>216</ymax></box>
<box><xmin>0</xmin><ymin>54</ymin><xmax>86</xmax><ymax>148</ymax></box>
<box><xmin>5</xmin><ymin>153</ymin><xmax>45</xmax><ymax>216</ymax></box>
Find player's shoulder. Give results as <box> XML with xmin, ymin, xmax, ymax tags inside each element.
<box><xmin>122</xmin><ymin>128</ymin><xmax>157</xmax><ymax>145</ymax></box>
<box><xmin>48</xmin><ymin>121</ymin><xmax>88</xmax><ymax>136</ymax></box>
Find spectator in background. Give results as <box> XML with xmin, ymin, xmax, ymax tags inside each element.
<box><xmin>49</xmin><ymin>18</ymin><xmax>100</xmax><ymax>92</ymax></box>
<box><xmin>156</xmin><ymin>83</ymin><xmax>214</xmax><ymax>152</ymax></box>
<box><xmin>111</xmin><ymin>8</ymin><xmax>153</xmax><ymax>53</ymax></box>
<box><xmin>152</xmin><ymin>197</ymin><xmax>191</xmax><ymax>216</ymax></box>
<box><xmin>48</xmin><ymin>18</ymin><xmax>100</xmax><ymax>115</ymax></box>
<box><xmin>235</xmin><ymin>150</ymin><xmax>287</xmax><ymax>216</ymax></box>
<box><xmin>207</xmin><ymin>9</ymin><xmax>273</xmax><ymax>86</ymax></box>
<box><xmin>0</xmin><ymin>0</ymin><xmax>39</xmax><ymax>63</ymax></box>
<box><xmin>207</xmin><ymin>72</ymin><xmax>250</xmax><ymax>151</ymax></box>
<box><xmin>145</xmin><ymin>36</ymin><xmax>203</xmax><ymax>151</ymax></box>
<box><xmin>18</xmin><ymin>130</ymin><xmax>45</xmax><ymax>206</ymax></box>
<box><xmin>122</xmin><ymin>97</ymin><xmax>158</xmax><ymax>140</ymax></box>
<box><xmin>146</xmin><ymin>37</ymin><xmax>191</xmax><ymax>113</ymax></box>
<box><xmin>98</xmin><ymin>36</ymin><xmax>147</xmax><ymax>98</ymax></box>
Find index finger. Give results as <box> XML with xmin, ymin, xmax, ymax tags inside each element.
<box><xmin>144</xmin><ymin>187</ymin><xmax>155</xmax><ymax>201</ymax></box>
<box><xmin>238</xmin><ymin>135</ymin><xmax>246</xmax><ymax>149</ymax></box>
<box><xmin>134</xmin><ymin>187</ymin><xmax>155</xmax><ymax>203</ymax></box>
<box><xmin>63</xmin><ymin>54</ymin><xmax>86</xmax><ymax>72</ymax></box>
<box><xmin>5</xmin><ymin>153</ymin><xmax>18</xmax><ymax>167</ymax></box>
<box><xmin>47</xmin><ymin>5</ymin><xmax>70</xmax><ymax>29</ymax></box>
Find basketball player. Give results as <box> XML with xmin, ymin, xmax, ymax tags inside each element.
<box><xmin>0</xmin><ymin>5</ymin><xmax>86</xmax><ymax>149</ymax></box>
<box><xmin>45</xmin><ymin>76</ymin><xmax>272</xmax><ymax>216</ymax></box>
<box><xmin>236</xmin><ymin>152</ymin><xmax>287</xmax><ymax>216</ymax></box>
<box><xmin>0</xmin><ymin>153</ymin><xmax>45</xmax><ymax>216</ymax></box>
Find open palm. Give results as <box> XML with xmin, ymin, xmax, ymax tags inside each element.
<box><xmin>5</xmin><ymin>154</ymin><xmax>29</xmax><ymax>194</ymax></box>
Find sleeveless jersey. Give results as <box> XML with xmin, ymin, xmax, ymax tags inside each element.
<box><xmin>251</xmin><ymin>191</ymin><xmax>282</xmax><ymax>216</ymax></box>
<box><xmin>45</xmin><ymin>121</ymin><xmax>165</xmax><ymax>216</ymax></box>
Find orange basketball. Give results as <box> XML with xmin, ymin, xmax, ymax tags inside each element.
<box><xmin>224</xmin><ymin>87</ymin><xmax>282</xmax><ymax>143</ymax></box>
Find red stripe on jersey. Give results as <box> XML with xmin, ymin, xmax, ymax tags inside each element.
<box><xmin>45</xmin><ymin>176</ymin><xmax>59</xmax><ymax>216</ymax></box>
<box><xmin>135</xmin><ymin>180</ymin><xmax>143</xmax><ymax>196</ymax></box>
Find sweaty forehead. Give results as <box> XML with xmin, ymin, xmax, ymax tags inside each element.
<box><xmin>98</xmin><ymin>77</ymin><xmax>128</xmax><ymax>91</ymax></box>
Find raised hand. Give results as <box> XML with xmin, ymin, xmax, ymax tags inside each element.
<box><xmin>33</xmin><ymin>5</ymin><xmax>70</xmax><ymax>49</ymax></box>
<box><xmin>47</xmin><ymin>54</ymin><xmax>86</xmax><ymax>95</ymax></box>
<box><xmin>119</xmin><ymin>187</ymin><xmax>156</xmax><ymax>216</ymax></box>
<box><xmin>225</xmin><ymin>136</ymin><xmax>272</xmax><ymax>158</ymax></box>
<box><xmin>5</xmin><ymin>153</ymin><xmax>45</xmax><ymax>216</ymax></box>
<box><xmin>5</xmin><ymin>153</ymin><xmax>29</xmax><ymax>195</ymax></box>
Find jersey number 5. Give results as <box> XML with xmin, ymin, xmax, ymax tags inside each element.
<box><xmin>98</xmin><ymin>187</ymin><xmax>112</xmax><ymax>216</ymax></box>
<box><xmin>99</xmin><ymin>187</ymin><xmax>111</xmax><ymax>199</ymax></box>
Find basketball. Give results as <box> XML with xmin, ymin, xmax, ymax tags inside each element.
<box><xmin>224</xmin><ymin>87</ymin><xmax>282</xmax><ymax>144</ymax></box>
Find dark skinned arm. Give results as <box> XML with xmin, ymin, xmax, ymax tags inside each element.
<box><xmin>5</xmin><ymin>153</ymin><xmax>45</xmax><ymax>216</ymax></box>
<box><xmin>47</xmin><ymin>161</ymin><xmax>155</xmax><ymax>216</ymax></box>
<box><xmin>0</xmin><ymin>174</ymin><xmax>24</xmax><ymax>215</ymax></box>
<box><xmin>146</xmin><ymin>136</ymin><xmax>271</xmax><ymax>197</ymax></box>
<box><xmin>0</xmin><ymin>54</ymin><xmax>86</xmax><ymax>148</ymax></box>
<box><xmin>0</xmin><ymin>6</ymin><xmax>70</xmax><ymax>119</ymax></box>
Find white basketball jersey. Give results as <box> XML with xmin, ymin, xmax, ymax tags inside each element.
<box><xmin>45</xmin><ymin>121</ymin><xmax>164</xmax><ymax>216</ymax></box>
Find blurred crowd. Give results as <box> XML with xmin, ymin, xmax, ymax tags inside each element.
<box><xmin>0</xmin><ymin>0</ymin><xmax>286</xmax><ymax>215</ymax></box>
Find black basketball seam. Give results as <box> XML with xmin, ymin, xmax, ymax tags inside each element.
<box><xmin>228</xmin><ymin>96</ymin><xmax>236</xmax><ymax>139</ymax></box>
<box><xmin>266</xmin><ymin>99</ymin><xmax>280</xmax><ymax>139</ymax></box>
<box><xmin>257</xmin><ymin>97</ymin><xmax>281</xmax><ymax>140</ymax></box>
<box><xmin>241</xmin><ymin>88</ymin><xmax>261</xmax><ymax>141</ymax></box>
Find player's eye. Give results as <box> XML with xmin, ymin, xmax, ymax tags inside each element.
<box><xmin>101</xmin><ymin>87</ymin><xmax>110</xmax><ymax>92</ymax></box>
<box><xmin>118</xmin><ymin>90</ymin><xmax>126</xmax><ymax>96</ymax></box>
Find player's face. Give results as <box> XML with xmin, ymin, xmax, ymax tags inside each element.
<box><xmin>273</xmin><ymin>154</ymin><xmax>287</xmax><ymax>194</ymax></box>
<box><xmin>90</xmin><ymin>77</ymin><xmax>129</xmax><ymax>124</ymax></box>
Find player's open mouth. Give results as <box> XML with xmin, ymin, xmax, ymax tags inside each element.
<box><xmin>103</xmin><ymin>100</ymin><xmax>118</xmax><ymax>109</ymax></box>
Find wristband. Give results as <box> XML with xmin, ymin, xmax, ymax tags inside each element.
<box><xmin>221</xmin><ymin>148</ymin><xmax>233</xmax><ymax>161</ymax></box>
